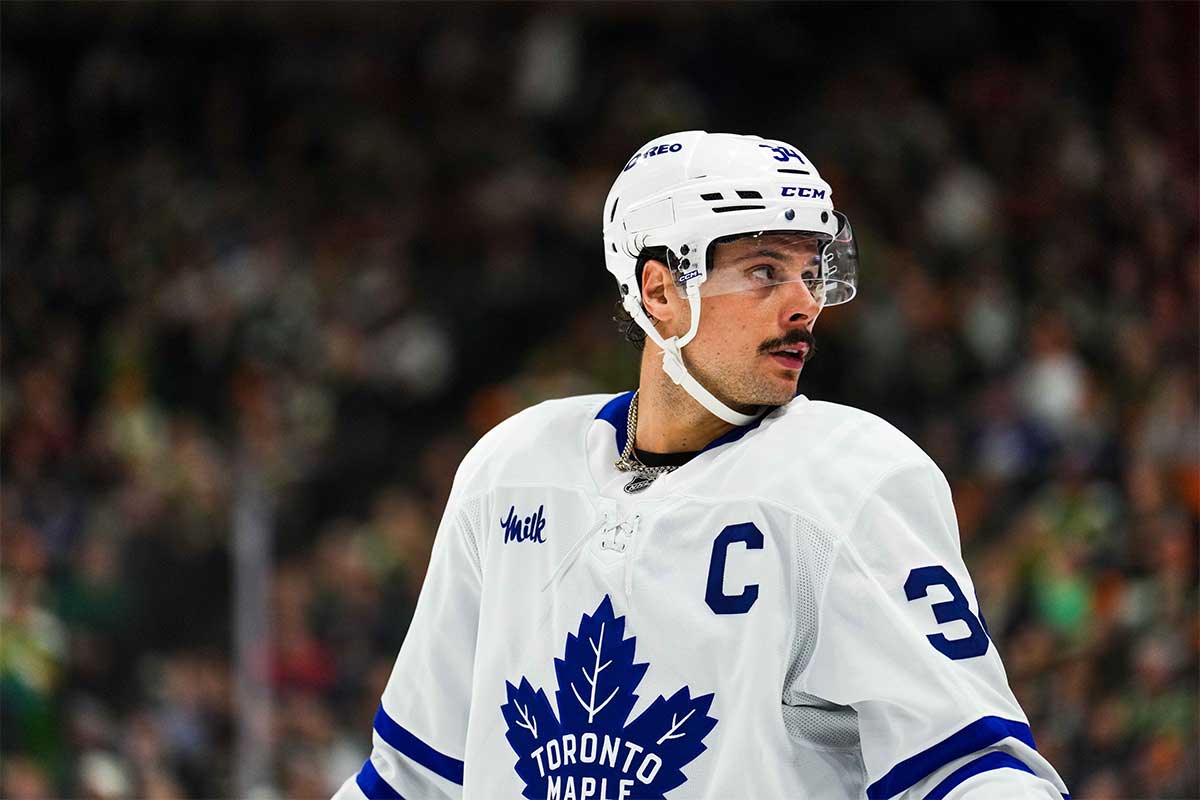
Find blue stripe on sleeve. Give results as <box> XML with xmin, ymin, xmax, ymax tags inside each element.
<box><xmin>355</xmin><ymin>758</ymin><xmax>405</xmax><ymax>800</ymax></box>
<box><xmin>922</xmin><ymin>752</ymin><xmax>1033</xmax><ymax>800</ymax></box>
<box><xmin>866</xmin><ymin>716</ymin><xmax>1036</xmax><ymax>799</ymax></box>
<box><xmin>372</xmin><ymin>705</ymin><xmax>466</xmax><ymax>785</ymax></box>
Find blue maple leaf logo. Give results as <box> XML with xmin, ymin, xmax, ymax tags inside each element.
<box><xmin>501</xmin><ymin>596</ymin><xmax>718</xmax><ymax>800</ymax></box>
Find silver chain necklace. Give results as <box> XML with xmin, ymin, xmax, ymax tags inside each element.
<box><xmin>613</xmin><ymin>391</ymin><xmax>679</xmax><ymax>481</ymax></box>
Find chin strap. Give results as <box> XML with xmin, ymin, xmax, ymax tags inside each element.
<box><xmin>624</xmin><ymin>284</ymin><xmax>760</xmax><ymax>427</ymax></box>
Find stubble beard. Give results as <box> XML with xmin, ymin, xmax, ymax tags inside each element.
<box><xmin>682</xmin><ymin>350</ymin><xmax>800</xmax><ymax>412</ymax></box>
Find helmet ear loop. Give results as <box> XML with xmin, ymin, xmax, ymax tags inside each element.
<box><xmin>625</xmin><ymin>291</ymin><xmax>677</xmax><ymax>357</ymax></box>
<box><xmin>658</xmin><ymin>241</ymin><xmax>703</xmax><ymax>345</ymax></box>
<box><xmin>626</xmin><ymin>248</ymin><xmax>684</xmax><ymax>342</ymax></box>
<box><xmin>675</xmin><ymin>284</ymin><xmax>702</xmax><ymax>349</ymax></box>
<box><xmin>622</xmin><ymin>269</ymin><xmax>675</xmax><ymax>352</ymax></box>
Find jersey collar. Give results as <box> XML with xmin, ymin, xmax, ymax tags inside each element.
<box><xmin>595</xmin><ymin>390</ymin><xmax>774</xmax><ymax>458</ymax></box>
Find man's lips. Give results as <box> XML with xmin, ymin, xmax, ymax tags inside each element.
<box><xmin>768</xmin><ymin>344</ymin><xmax>808</xmax><ymax>369</ymax></box>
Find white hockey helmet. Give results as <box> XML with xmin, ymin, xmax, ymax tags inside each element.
<box><xmin>603</xmin><ymin>131</ymin><xmax>858</xmax><ymax>425</ymax></box>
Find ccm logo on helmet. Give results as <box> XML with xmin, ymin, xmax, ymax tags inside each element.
<box><xmin>623</xmin><ymin>142</ymin><xmax>684</xmax><ymax>172</ymax></box>
<box><xmin>780</xmin><ymin>186</ymin><xmax>827</xmax><ymax>199</ymax></box>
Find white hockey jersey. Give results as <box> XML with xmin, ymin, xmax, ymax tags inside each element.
<box><xmin>334</xmin><ymin>392</ymin><xmax>1069</xmax><ymax>800</ymax></box>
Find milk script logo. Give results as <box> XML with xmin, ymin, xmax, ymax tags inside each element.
<box><xmin>501</xmin><ymin>596</ymin><xmax>718</xmax><ymax>800</ymax></box>
<box><xmin>501</xmin><ymin>504</ymin><xmax>547</xmax><ymax>544</ymax></box>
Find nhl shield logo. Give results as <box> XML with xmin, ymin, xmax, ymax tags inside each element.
<box><xmin>501</xmin><ymin>596</ymin><xmax>718</xmax><ymax>799</ymax></box>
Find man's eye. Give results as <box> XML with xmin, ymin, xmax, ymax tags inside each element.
<box><xmin>749</xmin><ymin>265</ymin><xmax>775</xmax><ymax>282</ymax></box>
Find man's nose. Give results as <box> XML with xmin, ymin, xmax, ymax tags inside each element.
<box><xmin>781</xmin><ymin>280</ymin><xmax>821</xmax><ymax>325</ymax></box>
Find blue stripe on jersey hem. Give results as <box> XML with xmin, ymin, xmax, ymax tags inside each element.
<box><xmin>372</xmin><ymin>705</ymin><xmax>465</xmax><ymax>785</ymax></box>
<box><xmin>596</xmin><ymin>391</ymin><xmax>635</xmax><ymax>454</ymax></box>
<box><xmin>355</xmin><ymin>758</ymin><xmax>405</xmax><ymax>799</ymax></box>
<box><xmin>595</xmin><ymin>390</ymin><xmax>770</xmax><ymax>455</ymax></box>
<box><xmin>866</xmin><ymin>716</ymin><xmax>1036</xmax><ymax>799</ymax></box>
<box><xmin>922</xmin><ymin>752</ymin><xmax>1033</xmax><ymax>800</ymax></box>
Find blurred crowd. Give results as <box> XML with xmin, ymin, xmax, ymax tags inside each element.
<box><xmin>2</xmin><ymin>3</ymin><xmax>1197</xmax><ymax>799</ymax></box>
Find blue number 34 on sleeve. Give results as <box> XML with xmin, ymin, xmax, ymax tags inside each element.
<box><xmin>904</xmin><ymin>566</ymin><xmax>991</xmax><ymax>660</ymax></box>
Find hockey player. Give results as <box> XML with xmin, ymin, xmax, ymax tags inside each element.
<box><xmin>335</xmin><ymin>132</ymin><xmax>1069</xmax><ymax>800</ymax></box>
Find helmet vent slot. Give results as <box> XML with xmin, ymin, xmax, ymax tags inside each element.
<box><xmin>777</xmin><ymin>168</ymin><xmax>811</xmax><ymax>175</ymax></box>
<box><xmin>735</xmin><ymin>190</ymin><xmax>762</xmax><ymax>199</ymax></box>
<box><xmin>609</xmin><ymin>196</ymin><xmax>620</xmax><ymax>222</ymax></box>
<box><xmin>701</xmin><ymin>192</ymin><xmax>724</xmax><ymax>201</ymax></box>
<box><xmin>712</xmin><ymin>205</ymin><xmax>767</xmax><ymax>213</ymax></box>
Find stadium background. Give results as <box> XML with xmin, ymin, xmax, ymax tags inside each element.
<box><xmin>2</xmin><ymin>2</ymin><xmax>1197</xmax><ymax>798</ymax></box>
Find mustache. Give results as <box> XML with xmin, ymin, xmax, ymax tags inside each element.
<box><xmin>758</xmin><ymin>328</ymin><xmax>817</xmax><ymax>359</ymax></box>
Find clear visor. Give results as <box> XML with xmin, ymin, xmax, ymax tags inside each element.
<box><xmin>684</xmin><ymin>211</ymin><xmax>858</xmax><ymax>306</ymax></box>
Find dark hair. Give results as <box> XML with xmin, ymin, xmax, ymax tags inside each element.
<box><xmin>612</xmin><ymin>246</ymin><xmax>675</xmax><ymax>351</ymax></box>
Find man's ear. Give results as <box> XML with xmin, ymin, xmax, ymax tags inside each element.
<box><xmin>640</xmin><ymin>259</ymin><xmax>676</xmax><ymax>326</ymax></box>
